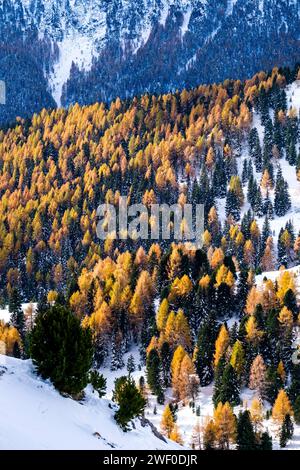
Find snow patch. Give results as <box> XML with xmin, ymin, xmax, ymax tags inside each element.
<box><xmin>259</xmin><ymin>0</ymin><xmax>264</xmax><ymax>15</ymax></box>
<box><xmin>159</xmin><ymin>1</ymin><xmax>169</xmax><ymax>27</ymax></box>
<box><xmin>226</xmin><ymin>0</ymin><xmax>238</xmax><ymax>16</ymax></box>
<box><xmin>49</xmin><ymin>35</ymin><xmax>96</xmax><ymax>107</ymax></box>
<box><xmin>181</xmin><ymin>8</ymin><xmax>192</xmax><ymax>37</ymax></box>
<box><xmin>286</xmin><ymin>80</ymin><xmax>300</xmax><ymax>114</ymax></box>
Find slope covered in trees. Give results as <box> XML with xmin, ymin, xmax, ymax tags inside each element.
<box><xmin>1</xmin><ymin>65</ymin><xmax>300</xmax><ymax>449</ymax></box>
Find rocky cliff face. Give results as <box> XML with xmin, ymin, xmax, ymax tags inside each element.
<box><xmin>0</xmin><ymin>0</ymin><xmax>300</xmax><ymax>123</ymax></box>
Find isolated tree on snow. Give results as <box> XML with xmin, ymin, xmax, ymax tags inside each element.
<box><xmin>30</xmin><ymin>304</ymin><xmax>93</xmax><ymax>396</ymax></box>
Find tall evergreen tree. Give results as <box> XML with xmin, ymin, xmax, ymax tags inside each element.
<box><xmin>279</xmin><ymin>414</ymin><xmax>294</xmax><ymax>448</ymax></box>
<box><xmin>9</xmin><ymin>288</ymin><xmax>25</xmax><ymax>341</ymax></box>
<box><xmin>274</xmin><ymin>168</ymin><xmax>291</xmax><ymax>217</ymax></box>
<box><xmin>30</xmin><ymin>304</ymin><xmax>94</xmax><ymax>396</ymax></box>
<box><xmin>236</xmin><ymin>410</ymin><xmax>257</xmax><ymax>450</ymax></box>
<box><xmin>146</xmin><ymin>348</ymin><xmax>163</xmax><ymax>396</ymax></box>
<box><xmin>194</xmin><ymin>318</ymin><xmax>216</xmax><ymax>386</ymax></box>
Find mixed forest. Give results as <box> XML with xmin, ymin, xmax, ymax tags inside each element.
<box><xmin>1</xmin><ymin>64</ymin><xmax>300</xmax><ymax>449</ymax></box>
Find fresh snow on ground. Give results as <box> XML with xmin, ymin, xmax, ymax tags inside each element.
<box><xmin>181</xmin><ymin>9</ymin><xmax>192</xmax><ymax>37</ymax></box>
<box><xmin>99</xmin><ymin>347</ymin><xmax>300</xmax><ymax>450</ymax></box>
<box><xmin>0</xmin><ymin>303</ymin><xmax>37</xmax><ymax>325</ymax></box>
<box><xmin>49</xmin><ymin>35</ymin><xmax>96</xmax><ymax>107</ymax></box>
<box><xmin>216</xmin><ymin>79</ymin><xmax>300</xmax><ymax>246</ymax></box>
<box><xmin>0</xmin><ymin>355</ymin><xmax>180</xmax><ymax>450</ymax></box>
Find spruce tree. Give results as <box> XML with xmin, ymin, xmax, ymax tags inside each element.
<box><xmin>194</xmin><ymin>319</ymin><xmax>216</xmax><ymax>386</ymax></box>
<box><xmin>113</xmin><ymin>376</ymin><xmax>146</xmax><ymax>431</ymax></box>
<box><xmin>293</xmin><ymin>396</ymin><xmax>300</xmax><ymax>425</ymax></box>
<box><xmin>30</xmin><ymin>304</ymin><xmax>94</xmax><ymax>396</ymax></box>
<box><xmin>236</xmin><ymin>410</ymin><xmax>257</xmax><ymax>450</ymax></box>
<box><xmin>265</xmin><ymin>366</ymin><xmax>282</xmax><ymax>405</ymax></box>
<box><xmin>225</xmin><ymin>190</ymin><xmax>240</xmax><ymax>222</ymax></box>
<box><xmin>89</xmin><ymin>370</ymin><xmax>107</xmax><ymax>397</ymax></box>
<box><xmin>217</xmin><ymin>363</ymin><xmax>240</xmax><ymax>407</ymax></box>
<box><xmin>283</xmin><ymin>289</ymin><xmax>298</xmax><ymax>318</ymax></box>
<box><xmin>146</xmin><ymin>348</ymin><xmax>163</xmax><ymax>396</ymax></box>
<box><xmin>274</xmin><ymin>168</ymin><xmax>291</xmax><ymax>216</ymax></box>
<box><xmin>160</xmin><ymin>341</ymin><xmax>172</xmax><ymax>387</ymax></box>
<box><xmin>288</xmin><ymin>364</ymin><xmax>300</xmax><ymax>405</ymax></box>
<box><xmin>213</xmin><ymin>356</ymin><xmax>226</xmax><ymax>406</ymax></box>
<box><xmin>9</xmin><ymin>288</ymin><xmax>25</xmax><ymax>341</ymax></box>
<box><xmin>279</xmin><ymin>414</ymin><xmax>294</xmax><ymax>448</ymax></box>
<box><xmin>262</xmin><ymin>190</ymin><xmax>274</xmax><ymax>219</ymax></box>
<box><xmin>259</xmin><ymin>431</ymin><xmax>273</xmax><ymax>450</ymax></box>
<box><xmin>127</xmin><ymin>354</ymin><xmax>136</xmax><ymax>376</ymax></box>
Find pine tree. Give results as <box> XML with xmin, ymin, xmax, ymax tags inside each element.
<box><xmin>170</xmin><ymin>424</ymin><xmax>183</xmax><ymax>445</ymax></box>
<box><xmin>259</xmin><ymin>431</ymin><xmax>273</xmax><ymax>450</ymax></box>
<box><xmin>9</xmin><ymin>288</ymin><xmax>25</xmax><ymax>341</ymax></box>
<box><xmin>127</xmin><ymin>354</ymin><xmax>136</xmax><ymax>376</ymax></box>
<box><xmin>156</xmin><ymin>298</ymin><xmax>169</xmax><ymax>331</ymax></box>
<box><xmin>214</xmin><ymin>324</ymin><xmax>230</xmax><ymax>367</ymax></box>
<box><xmin>194</xmin><ymin>318</ymin><xmax>215</xmax><ymax>386</ymax></box>
<box><xmin>30</xmin><ymin>304</ymin><xmax>94</xmax><ymax>396</ymax></box>
<box><xmin>146</xmin><ymin>348</ymin><xmax>163</xmax><ymax>396</ymax></box>
<box><xmin>274</xmin><ymin>168</ymin><xmax>291</xmax><ymax>217</ymax></box>
<box><xmin>279</xmin><ymin>414</ymin><xmax>294</xmax><ymax>448</ymax></box>
<box><xmin>113</xmin><ymin>376</ymin><xmax>146</xmax><ymax>431</ymax></box>
<box><xmin>172</xmin><ymin>351</ymin><xmax>196</xmax><ymax>401</ymax></box>
<box><xmin>236</xmin><ymin>410</ymin><xmax>257</xmax><ymax>450</ymax></box>
<box><xmin>230</xmin><ymin>340</ymin><xmax>245</xmax><ymax>378</ymax></box>
<box><xmin>250</xmin><ymin>397</ymin><xmax>264</xmax><ymax>433</ymax></box>
<box><xmin>217</xmin><ymin>364</ymin><xmax>240</xmax><ymax>407</ymax></box>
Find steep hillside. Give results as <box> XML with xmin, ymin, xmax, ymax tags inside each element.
<box><xmin>1</xmin><ymin>67</ymin><xmax>300</xmax><ymax>451</ymax></box>
<box><xmin>0</xmin><ymin>355</ymin><xmax>179</xmax><ymax>450</ymax></box>
<box><xmin>0</xmin><ymin>0</ymin><xmax>300</xmax><ymax>123</ymax></box>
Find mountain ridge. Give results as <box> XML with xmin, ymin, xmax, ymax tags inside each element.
<box><xmin>0</xmin><ymin>0</ymin><xmax>300</xmax><ymax>123</ymax></box>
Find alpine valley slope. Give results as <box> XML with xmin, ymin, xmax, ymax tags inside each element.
<box><xmin>1</xmin><ymin>0</ymin><xmax>300</xmax><ymax>123</ymax></box>
<box><xmin>0</xmin><ymin>355</ymin><xmax>181</xmax><ymax>450</ymax></box>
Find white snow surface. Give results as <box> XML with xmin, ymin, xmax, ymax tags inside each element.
<box><xmin>226</xmin><ymin>0</ymin><xmax>238</xmax><ymax>17</ymax></box>
<box><xmin>50</xmin><ymin>35</ymin><xmax>96</xmax><ymax>106</ymax></box>
<box><xmin>0</xmin><ymin>355</ymin><xmax>181</xmax><ymax>450</ymax></box>
<box><xmin>181</xmin><ymin>8</ymin><xmax>192</xmax><ymax>37</ymax></box>
<box><xmin>0</xmin><ymin>303</ymin><xmax>36</xmax><ymax>325</ymax></box>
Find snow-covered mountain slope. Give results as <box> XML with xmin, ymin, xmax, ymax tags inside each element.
<box><xmin>215</xmin><ymin>78</ymin><xmax>300</xmax><ymax>251</ymax></box>
<box><xmin>0</xmin><ymin>355</ymin><xmax>179</xmax><ymax>450</ymax></box>
<box><xmin>0</xmin><ymin>0</ymin><xmax>300</xmax><ymax>122</ymax></box>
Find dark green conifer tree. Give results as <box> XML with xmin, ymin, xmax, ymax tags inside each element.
<box><xmin>236</xmin><ymin>410</ymin><xmax>257</xmax><ymax>450</ymax></box>
<box><xmin>30</xmin><ymin>304</ymin><xmax>94</xmax><ymax>396</ymax></box>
